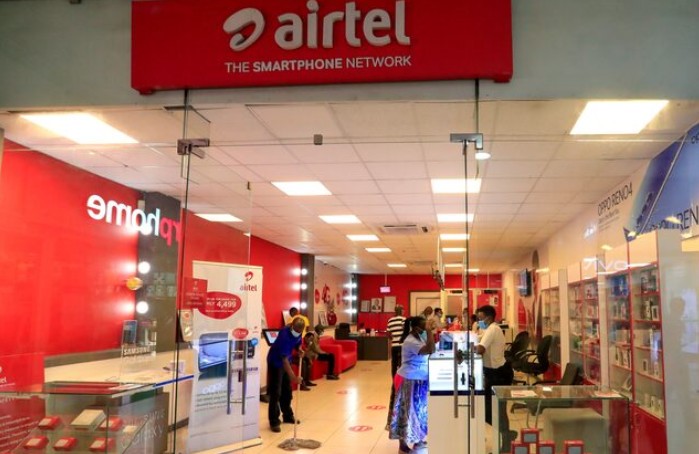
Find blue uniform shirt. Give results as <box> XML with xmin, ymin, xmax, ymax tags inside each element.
<box><xmin>267</xmin><ymin>326</ymin><xmax>302</xmax><ymax>368</ymax></box>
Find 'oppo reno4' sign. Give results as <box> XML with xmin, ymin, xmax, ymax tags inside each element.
<box><xmin>132</xmin><ymin>0</ymin><xmax>513</xmax><ymax>93</ymax></box>
<box><xmin>86</xmin><ymin>195</ymin><xmax>181</xmax><ymax>245</ymax></box>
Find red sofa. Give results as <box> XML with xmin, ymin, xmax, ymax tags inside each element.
<box><xmin>290</xmin><ymin>336</ymin><xmax>358</xmax><ymax>384</ymax></box>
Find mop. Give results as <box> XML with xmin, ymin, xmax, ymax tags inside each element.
<box><xmin>278</xmin><ymin>353</ymin><xmax>322</xmax><ymax>451</ymax></box>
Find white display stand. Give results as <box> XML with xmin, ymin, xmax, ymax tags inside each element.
<box><xmin>428</xmin><ymin>392</ymin><xmax>486</xmax><ymax>453</ymax></box>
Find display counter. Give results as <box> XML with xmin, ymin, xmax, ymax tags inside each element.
<box><xmin>0</xmin><ymin>381</ymin><xmax>171</xmax><ymax>453</ymax></box>
<box><xmin>427</xmin><ymin>349</ymin><xmax>486</xmax><ymax>453</ymax></box>
<box><xmin>492</xmin><ymin>385</ymin><xmax>630</xmax><ymax>454</ymax></box>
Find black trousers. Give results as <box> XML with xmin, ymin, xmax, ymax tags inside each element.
<box><xmin>387</xmin><ymin>346</ymin><xmax>402</xmax><ymax>424</ymax></box>
<box><xmin>268</xmin><ymin>364</ymin><xmax>294</xmax><ymax>427</ymax></box>
<box><xmin>302</xmin><ymin>353</ymin><xmax>336</xmax><ymax>380</ymax></box>
<box><xmin>484</xmin><ymin>362</ymin><xmax>515</xmax><ymax>449</ymax></box>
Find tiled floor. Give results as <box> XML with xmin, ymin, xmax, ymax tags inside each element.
<box><xmin>246</xmin><ymin>360</ymin><xmax>398</xmax><ymax>453</ymax></box>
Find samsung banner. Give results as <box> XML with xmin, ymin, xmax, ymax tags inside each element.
<box><xmin>186</xmin><ymin>262</ymin><xmax>263</xmax><ymax>453</ymax></box>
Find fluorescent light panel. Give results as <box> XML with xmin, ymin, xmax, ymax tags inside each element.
<box><xmin>319</xmin><ymin>214</ymin><xmax>361</xmax><ymax>224</ymax></box>
<box><xmin>444</xmin><ymin>263</ymin><xmax>463</xmax><ymax>268</ymax></box>
<box><xmin>347</xmin><ymin>234</ymin><xmax>379</xmax><ymax>241</ymax></box>
<box><xmin>196</xmin><ymin>213</ymin><xmax>242</xmax><ymax>223</ymax></box>
<box><xmin>442</xmin><ymin>247</ymin><xmax>467</xmax><ymax>252</ymax></box>
<box><xmin>21</xmin><ymin>112</ymin><xmax>138</xmax><ymax>145</ymax></box>
<box><xmin>440</xmin><ymin>233</ymin><xmax>470</xmax><ymax>240</ymax></box>
<box><xmin>437</xmin><ymin>213</ymin><xmax>475</xmax><ymax>223</ymax></box>
<box><xmin>272</xmin><ymin>181</ymin><xmax>332</xmax><ymax>196</ymax></box>
<box><xmin>431</xmin><ymin>178</ymin><xmax>482</xmax><ymax>194</ymax></box>
<box><xmin>366</xmin><ymin>247</ymin><xmax>391</xmax><ymax>253</ymax></box>
<box><xmin>570</xmin><ymin>100</ymin><xmax>668</xmax><ymax>135</ymax></box>
<box><xmin>387</xmin><ymin>263</ymin><xmax>407</xmax><ymax>268</ymax></box>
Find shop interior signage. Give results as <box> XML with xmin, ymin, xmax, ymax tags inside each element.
<box><xmin>132</xmin><ymin>0</ymin><xmax>513</xmax><ymax>93</ymax></box>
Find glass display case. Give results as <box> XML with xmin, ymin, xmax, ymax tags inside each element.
<box><xmin>428</xmin><ymin>350</ymin><xmax>484</xmax><ymax>394</ymax></box>
<box><xmin>606</xmin><ymin>270</ymin><xmax>633</xmax><ymax>400</ymax></box>
<box><xmin>0</xmin><ymin>382</ymin><xmax>168</xmax><ymax>453</ymax></box>
<box><xmin>542</xmin><ymin>284</ymin><xmax>562</xmax><ymax>369</ymax></box>
<box><xmin>493</xmin><ymin>385</ymin><xmax>630</xmax><ymax>454</ymax></box>
<box><xmin>568</xmin><ymin>278</ymin><xmax>584</xmax><ymax>377</ymax></box>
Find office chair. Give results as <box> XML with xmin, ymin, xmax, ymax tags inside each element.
<box><xmin>512</xmin><ymin>335</ymin><xmax>552</xmax><ymax>384</ymax></box>
<box><xmin>505</xmin><ymin>331</ymin><xmax>530</xmax><ymax>365</ymax></box>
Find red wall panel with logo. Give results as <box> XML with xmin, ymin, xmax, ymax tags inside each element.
<box><xmin>357</xmin><ymin>273</ymin><xmax>503</xmax><ymax>330</ymax></box>
<box><xmin>0</xmin><ymin>141</ymin><xmax>139</xmax><ymax>356</ymax></box>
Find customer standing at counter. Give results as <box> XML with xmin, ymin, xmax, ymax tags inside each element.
<box><xmin>475</xmin><ymin>305</ymin><xmax>516</xmax><ymax>450</ymax></box>
<box><xmin>389</xmin><ymin>317</ymin><xmax>435</xmax><ymax>453</ymax></box>
<box><xmin>386</xmin><ymin>305</ymin><xmax>406</xmax><ymax>429</ymax></box>
<box><xmin>267</xmin><ymin>318</ymin><xmax>305</xmax><ymax>432</ymax></box>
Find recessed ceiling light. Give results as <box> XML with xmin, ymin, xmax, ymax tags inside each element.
<box><xmin>442</xmin><ymin>247</ymin><xmax>467</xmax><ymax>252</ymax></box>
<box><xmin>665</xmin><ymin>216</ymin><xmax>682</xmax><ymax>225</ymax></box>
<box><xmin>21</xmin><ymin>112</ymin><xmax>138</xmax><ymax>145</ymax></box>
<box><xmin>347</xmin><ymin>234</ymin><xmax>379</xmax><ymax>242</ymax></box>
<box><xmin>196</xmin><ymin>213</ymin><xmax>243</xmax><ymax>223</ymax></box>
<box><xmin>570</xmin><ymin>100</ymin><xmax>668</xmax><ymax>135</ymax></box>
<box><xmin>366</xmin><ymin>247</ymin><xmax>391</xmax><ymax>253</ymax></box>
<box><xmin>467</xmin><ymin>268</ymin><xmax>480</xmax><ymax>273</ymax></box>
<box><xmin>437</xmin><ymin>213</ymin><xmax>475</xmax><ymax>223</ymax></box>
<box><xmin>601</xmin><ymin>244</ymin><xmax>613</xmax><ymax>251</ymax></box>
<box><xmin>387</xmin><ymin>263</ymin><xmax>407</xmax><ymax>268</ymax></box>
<box><xmin>439</xmin><ymin>233</ymin><xmax>470</xmax><ymax>240</ymax></box>
<box><xmin>272</xmin><ymin>181</ymin><xmax>332</xmax><ymax>196</ymax></box>
<box><xmin>431</xmin><ymin>178</ymin><xmax>482</xmax><ymax>194</ymax></box>
<box><xmin>535</xmin><ymin>268</ymin><xmax>550</xmax><ymax>273</ymax></box>
<box><xmin>319</xmin><ymin>215</ymin><xmax>361</xmax><ymax>224</ymax></box>
<box><xmin>444</xmin><ymin>263</ymin><xmax>463</xmax><ymax>268</ymax></box>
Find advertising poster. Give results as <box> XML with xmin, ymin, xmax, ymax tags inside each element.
<box><xmin>188</xmin><ymin>262</ymin><xmax>262</xmax><ymax>453</ymax></box>
<box><xmin>0</xmin><ymin>353</ymin><xmax>45</xmax><ymax>451</ymax></box>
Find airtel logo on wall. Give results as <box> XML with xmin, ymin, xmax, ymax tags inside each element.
<box><xmin>86</xmin><ymin>195</ymin><xmax>181</xmax><ymax>246</ymax></box>
<box><xmin>223</xmin><ymin>0</ymin><xmax>411</xmax><ymax>52</ymax></box>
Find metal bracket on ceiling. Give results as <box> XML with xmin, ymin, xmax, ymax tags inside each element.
<box><xmin>177</xmin><ymin>138</ymin><xmax>209</xmax><ymax>159</ymax></box>
<box><xmin>449</xmin><ymin>133</ymin><xmax>484</xmax><ymax>155</ymax></box>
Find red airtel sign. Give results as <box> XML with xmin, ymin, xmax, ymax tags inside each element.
<box><xmin>131</xmin><ymin>0</ymin><xmax>512</xmax><ymax>93</ymax></box>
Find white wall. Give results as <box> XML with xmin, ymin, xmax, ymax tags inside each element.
<box><xmin>1</xmin><ymin>0</ymin><xmax>698</xmax><ymax>110</ymax></box>
<box><xmin>313</xmin><ymin>260</ymin><xmax>352</xmax><ymax>326</ymax></box>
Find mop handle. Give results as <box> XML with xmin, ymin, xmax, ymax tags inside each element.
<box><xmin>294</xmin><ymin>350</ymin><xmax>304</xmax><ymax>441</ymax></box>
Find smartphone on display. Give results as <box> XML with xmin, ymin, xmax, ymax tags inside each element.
<box><xmin>122</xmin><ymin>320</ymin><xmax>137</xmax><ymax>344</ymax></box>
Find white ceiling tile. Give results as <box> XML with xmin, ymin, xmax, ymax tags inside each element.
<box><xmin>559</xmin><ymin>203</ymin><xmax>594</xmax><ymax>215</ymax></box>
<box><xmin>337</xmin><ymin>194</ymin><xmax>388</xmax><ymax>206</ymax></box>
<box><xmin>555</xmin><ymin>141</ymin><xmax>632</xmax><ymax>160</ymax></box>
<box><xmin>518</xmin><ymin>203</ymin><xmax>570</xmax><ymax>215</ymax></box>
<box><xmin>193</xmin><ymin>165</ymin><xmax>250</xmax><ymax>183</ymax></box>
<box><xmin>103</xmin><ymin>146</ymin><xmax>179</xmax><ymax>167</ymax></box>
<box><xmin>490</xmin><ymin>141</ymin><xmax>559</xmax><ymax>161</ymax></box>
<box><xmin>524</xmin><ymin>192</ymin><xmax>577</xmax><ymax>204</ymax></box>
<box><xmin>100</xmin><ymin>109</ymin><xmax>183</xmax><ymax>144</ymax></box>
<box><xmin>532</xmin><ymin>178</ymin><xmax>591</xmax><ymax>192</ymax></box>
<box><xmin>185</xmin><ymin>183</ymin><xmax>239</xmax><ymax>198</ymax></box>
<box><xmin>476</xmin><ymin>204</ymin><xmax>521</xmax><ymax>214</ymax></box>
<box><xmin>323</xmin><ymin>180</ymin><xmax>381</xmax><ymax>194</ymax></box>
<box><xmin>287</xmin><ymin>143</ymin><xmax>359</xmax><ymax>163</ymax></box>
<box><xmin>247</xmin><ymin>164</ymin><xmax>315</xmax><ymax>180</ymax></box>
<box><xmin>377</xmin><ymin>179</ymin><xmax>431</xmax><ymax>194</ymax></box>
<box><xmin>384</xmin><ymin>194</ymin><xmax>434</xmax><ymax>205</ymax></box>
<box><xmin>132</xmin><ymin>183</ymin><xmax>179</xmax><ymax>194</ymax></box>
<box><xmin>249</xmin><ymin>104</ymin><xmax>342</xmax><ymax>139</ymax></box>
<box><xmin>366</xmin><ymin>161</ymin><xmax>427</xmax><ymax>180</ymax></box>
<box><xmin>485</xmin><ymin>160</ymin><xmax>548</xmax><ymax>178</ymax></box>
<box><xmin>202</xmin><ymin>146</ymin><xmax>239</xmax><ymax>165</ymax></box>
<box><xmin>414</xmin><ymin>102</ymin><xmax>478</xmax><ymax>137</ymax></box>
<box><xmin>331</xmin><ymin>102</ymin><xmax>417</xmax><ymax>137</ymax></box>
<box><xmin>351</xmin><ymin>204</ymin><xmax>394</xmax><ymax>215</ymax></box>
<box><xmin>422</xmin><ymin>142</ymin><xmax>466</xmax><ymax>162</ymax></box>
<box><xmin>542</xmin><ymin>160</ymin><xmax>602</xmax><ymax>178</ymax></box>
<box><xmin>391</xmin><ymin>205</ymin><xmax>435</xmax><ymax>215</ymax></box>
<box><xmin>354</xmin><ymin>142</ymin><xmax>423</xmax><ymax>162</ymax></box>
<box><xmin>307</xmin><ymin>163</ymin><xmax>372</xmax><ymax>180</ymax></box>
<box><xmin>138</xmin><ymin>166</ymin><xmax>186</xmax><ymax>184</ymax></box>
<box><xmin>596</xmin><ymin>160</ymin><xmax>647</xmax><ymax>177</ymax></box>
<box><xmin>481</xmin><ymin>178</ymin><xmax>538</xmax><ymax>193</ymax></box>
<box><xmin>426</xmin><ymin>161</ymin><xmax>466</xmax><ymax>178</ymax></box>
<box><xmin>86</xmin><ymin>166</ymin><xmax>153</xmax><ymax>185</ymax></box>
<box><xmin>38</xmin><ymin>148</ymin><xmax>123</xmax><ymax>168</ymax></box>
<box><xmin>475</xmin><ymin>193</ymin><xmax>526</xmax><ymax>204</ymax></box>
<box><xmin>224</xmin><ymin>166</ymin><xmax>266</xmax><ymax>183</ymax></box>
<box><xmin>219</xmin><ymin>145</ymin><xmax>298</xmax><ymax>165</ymax></box>
<box><xmin>358</xmin><ymin>215</ymin><xmax>400</xmax><ymax>224</ymax></box>
<box><xmin>291</xmin><ymin>195</ymin><xmax>344</xmax><ymax>206</ymax></box>
<box><xmin>200</xmin><ymin>106</ymin><xmax>275</xmax><ymax>142</ymax></box>
<box><xmin>493</xmin><ymin>100</ymin><xmax>583</xmax><ymax>135</ymax></box>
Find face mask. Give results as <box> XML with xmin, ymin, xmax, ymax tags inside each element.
<box><xmin>478</xmin><ymin>320</ymin><xmax>488</xmax><ymax>330</ymax></box>
<box><xmin>291</xmin><ymin>329</ymin><xmax>302</xmax><ymax>338</ymax></box>
<box><xmin>419</xmin><ymin>331</ymin><xmax>428</xmax><ymax>342</ymax></box>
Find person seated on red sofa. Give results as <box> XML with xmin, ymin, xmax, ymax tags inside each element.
<box><xmin>303</xmin><ymin>325</ymin><xmax>340</xmax><ymax>383</ymax></box>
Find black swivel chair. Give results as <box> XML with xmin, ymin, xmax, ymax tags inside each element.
<box><xmin>505</xmin><ymin>331</ymin><xmax>531</xmax><ymax>365</ymax></box>
<box><xmin>512</xmin><ymin>335</ymin><xmax>553</xmax><ymax>384</ymax></box>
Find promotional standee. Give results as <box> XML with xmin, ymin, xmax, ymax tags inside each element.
<box><xmin>187</xmin><ymin>262</ymin><xmax>263</xmax><ymax>453</ymax></box>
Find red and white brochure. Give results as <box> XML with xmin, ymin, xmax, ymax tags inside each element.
<box><xmin>22</xmin><ymin>436</ymin><xmax>49</xmax><ymax>450</ymax></box>
<box><xmin>88</xmin><ymin>438</ymin><xmax>115</xmax><ymax>452</ymax></box>
<box><xmin>38</xmin><ymin>416</ymin><xmax>62</xmax><ymax>430</ymax></box>
<box><xmin>53</xmin><ymin>437</ymin><xmax>78</xmax><ymax>451</ymax></box>
<box><xmin>98</xmin><ymin>417</ymin><xmax>123</xmax><ymax>432</ymax></box>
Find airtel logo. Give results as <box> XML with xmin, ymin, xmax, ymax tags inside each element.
<box><xmin>245</xmin><ymin>271</ymin><xmax>254</xmax><ymax>281</ymax></box>
<box><xmin>223</xmin><ymin>0</ymin><xmax>411</xmax><ymax>52</ymax></box>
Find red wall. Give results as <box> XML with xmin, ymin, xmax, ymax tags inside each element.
<box><xmin>181</xmin><ymin>211</ymin><xmax>301</xmax><ymax>329</ymax></box>
<box><xmin>0</xmin><ymin>141</ymin><xmax>139</xmax><ymax>356</ymax></box>
<box><xmin>358</xmin><ymin>273</ymin><xmax>503</xmax><ymax>331</ymax></box>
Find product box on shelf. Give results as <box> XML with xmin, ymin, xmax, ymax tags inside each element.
<box><xmin>53</xmin><ymin>437</ymin><xmax>78</xmax><ymax>451</ymax></box>
<box><xmin>71</xmin><ymin>409</ymin><xmax>107</xmax><ymax>431</ymax></box>
<box><xmin>38</xmin><ymin>415</ymin><xmax>62</xmax><ymax>430</ymax></box>
<box><xmin>88</xmin><ymin>437</ymin><xmax>115</xmax><ymax>452</ymax></box>
<box><xmin>22</xmin><ymin>436</ymin><xmax>49</xmax><ymax>450</ymax></box>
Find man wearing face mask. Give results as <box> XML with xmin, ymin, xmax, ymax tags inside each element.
<box><xmin>267</xmin><ymin>318</ymin><xmax>305</xmax><ymax>432</ymax></box>
<box><xmin>475</xmin><ymin>305</ymin><xmax>516</xmax><ymax>451</ymax></box>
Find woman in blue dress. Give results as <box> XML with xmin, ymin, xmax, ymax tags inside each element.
<box><xmin>389</xmin><ymin>316</ymin><xmax>436</xmax><ymax>453</ymax></box>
